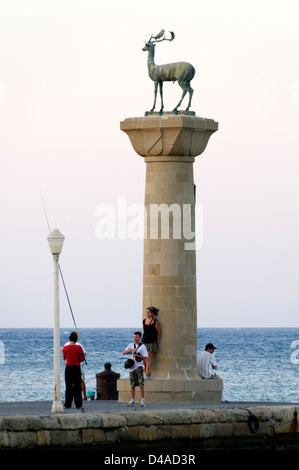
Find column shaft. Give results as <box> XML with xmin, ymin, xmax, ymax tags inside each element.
<box><xmin>143</xmin><ymin>157</ymin><xmax>197</xmax><ymax>379</ymax></box>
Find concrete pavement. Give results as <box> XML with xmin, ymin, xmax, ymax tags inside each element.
<box><xmin>1</xmin><ymin>399</ymin><xmax>298</xmax><ymax>416</ymax></box>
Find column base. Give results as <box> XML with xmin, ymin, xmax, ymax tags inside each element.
<box><xmin>117</xmin><ymin>377</ymin><xmax>223</xmax><ymax>404</ymax></box>
<box><xmin>51</xmin><ymin>400</ymin><xmax>64</xmax><ymax>413</ymax></box>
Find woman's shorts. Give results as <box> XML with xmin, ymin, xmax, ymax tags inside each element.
<box><xmin>144</xmin><ymin>342</ymin><xmax>158</xmax><ymax>353</ymax></box>
<box><xmin>129</xmin><ymin>366</ymin><xmax>144</xmax><ymax>388</ymax></box>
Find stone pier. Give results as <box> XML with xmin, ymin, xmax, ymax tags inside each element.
<box><xmin>1</xmin><ymin>402</ymin><xmax>299</xmax><ymax>452</ymax></box>
<box><xmin>118</xmin><ymin>113</ymin><xmax>222</xmax><ymax>402</ymax></box>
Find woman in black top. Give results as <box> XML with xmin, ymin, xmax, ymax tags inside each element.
<box><xmin>142</xmin><ymin>306</ymin><xmax>161</xmax><ymax>378</ymax></box>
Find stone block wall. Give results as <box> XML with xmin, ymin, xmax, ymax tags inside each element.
<box><xmin>1</xmin><ymin>406</ymin><xmax>299</xmax><ymax>451</ymax></box>
<box><xmin>117</xmin><ymin>378</ymin><xmax>223</xmax><ymax>403</ymax></box>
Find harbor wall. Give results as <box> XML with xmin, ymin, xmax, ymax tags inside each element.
<box><xmin>1</xmin><ymin>405</ymin><xmax>299</xmax><ymax>452</ymax></box>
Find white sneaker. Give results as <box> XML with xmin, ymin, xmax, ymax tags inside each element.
<box><xmin>127</xmin><ymin>399</ymin><xmax>136</xmax><ymax>407</ymax></box>
<box><xmin>140</xmin><ymin>399</ymin><xmax>146</xmax><ymax>407</ymax></box>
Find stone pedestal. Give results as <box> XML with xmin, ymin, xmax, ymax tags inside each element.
<box><xmin>117</xmin><ymin>377</ymin><xmax>223</xmax><ymax>403</ymax></box>
<box><xmin>119</xmin><ymin>113</ymin><xmax>222</xmax><ymax>402</ymax></box>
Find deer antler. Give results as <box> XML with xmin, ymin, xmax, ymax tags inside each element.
<box><xmin>148</xmin><ymin>30</ymin><xmax>175</xmax><ymax>44</ymax></box>
<box><xmin>153</xmin><ymin>29</ymin><xmax>165</xmax><ymax>40</ymax></box>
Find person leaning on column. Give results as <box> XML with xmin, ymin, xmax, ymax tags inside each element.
<box><xmin>142</xmin><ymin>306</ymin><xmax>161</xmax><ymax>378</ymax></box>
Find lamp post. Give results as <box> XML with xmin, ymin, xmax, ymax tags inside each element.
<box><xmin>47</xmin><ymin>228</ymin><xmax>65</xmax><ymax>413</ymax></box>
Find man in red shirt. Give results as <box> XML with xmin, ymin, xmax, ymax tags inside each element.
<box><xmin>62</xmin><ymin>331</ymin><xmax>86</xmax><ymax>409</ymax></box>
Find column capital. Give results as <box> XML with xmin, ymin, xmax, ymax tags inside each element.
<box><xmin>120</xmin><ymin>114</ymin><xmax>218</xmax><ymax>158</ymax></box>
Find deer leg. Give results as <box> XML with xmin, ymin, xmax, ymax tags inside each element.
<box><xmin>173</xmin><ymin>81</ymin><xmax>187</xmax><ymax>112</ymax></box>
<box><xmin>150</xmin><ymin>82</ymin><xmax>158</xmax><ymax>112</ymax></box>
<box><xmin>159</xmin><ymin>82</ymin><xmax>164</xmax><ymax>115</ymax></box>
<box><xmin>186</xmin><ymin>83</ymin><xmax>194</xmax><ymax>111</ymax></box>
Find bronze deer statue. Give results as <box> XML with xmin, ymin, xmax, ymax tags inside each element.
<box><xmin>142</xmin><ymin>30</ymin><xmax>195</xmax><ymax>114</ymax></box>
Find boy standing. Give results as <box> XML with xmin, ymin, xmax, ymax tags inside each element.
<box><xmin>122</xmin><ymin>331</ymin><xmax>148</xmax><ymax>407</ymax></box>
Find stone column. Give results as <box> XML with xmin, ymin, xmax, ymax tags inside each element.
<box><xmin>118</xmin><ymin>113</ymin><xmax>223</xmax><ymax>402</ymax></box>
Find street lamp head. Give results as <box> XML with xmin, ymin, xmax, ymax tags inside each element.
<box><xmin>47</xmin><ymin>228</ymin><xmax>65</xmax><ymax>255</ymax></box>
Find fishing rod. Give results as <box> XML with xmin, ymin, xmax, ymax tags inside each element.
<box><xmin>41</xmin><ymin>191</ymin><xmax>83</xmax><ymax>345</ymax></box>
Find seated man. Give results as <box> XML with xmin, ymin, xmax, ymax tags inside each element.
<box><xmin>196</xmin><ymin>342</ymin><xmax>229</xmax><ymax>402</ymax></box>
<box><xmin>196</xmin><ymin>342</ymin><xmax>218</xmax><ymax>379</ymax></box>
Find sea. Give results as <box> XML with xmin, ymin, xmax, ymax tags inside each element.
<box><xmin>0</xmin><ymin>328</ymin><xmax>299</xmax><ymax>403</ymax></box>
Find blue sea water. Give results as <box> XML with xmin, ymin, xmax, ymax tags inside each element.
<box><xmin>0</xmin><ymin>328</ymin><xmax>299</xmax><ymax>403</ymax></box>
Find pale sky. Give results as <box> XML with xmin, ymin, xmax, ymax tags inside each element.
<box><xmin>0</xmin><ymin>0</ymin><xmax>298</xmax><ymax>328</ymax></box>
